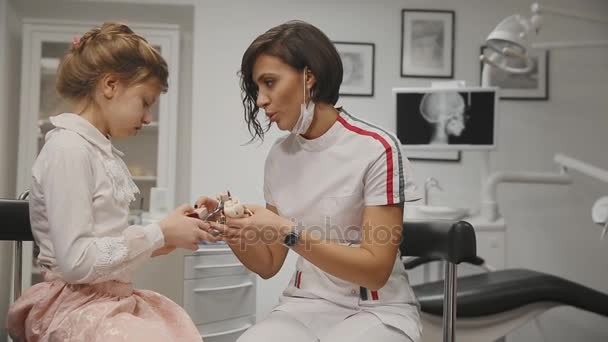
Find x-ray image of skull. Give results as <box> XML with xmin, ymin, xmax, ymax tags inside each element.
<box><xmin>419</xmin><ymin>91</ymin><xmax>466</xmax><ymax>144</ymax></box>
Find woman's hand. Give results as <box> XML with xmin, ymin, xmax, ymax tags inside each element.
<box><xmin>209</xmin><ymin>204</ymin><xmax>293</xmax><ymax>244</ymax></box>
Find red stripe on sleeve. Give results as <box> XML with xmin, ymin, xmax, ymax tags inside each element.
<box><xmin>337</xmin><ymin>116</ymin><xmax>394</xmax><ymax>204</ymax></box>
<box><xmin>296</xmin><ymin>271</ymin><xmax>302</xmax><ymax>288</ymax></box>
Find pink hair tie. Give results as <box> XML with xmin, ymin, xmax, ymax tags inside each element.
<box><xmin>72</xmin><ymin>36</ymin><xmax>80</xmax><ymax>48</ymax></box>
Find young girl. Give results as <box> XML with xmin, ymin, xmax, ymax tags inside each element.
<box><xmin>204</xmin><ymin>20</ymin><xmax>422</xmax><ymax>342</ymax></box>
<box><xmin>7</xmin><ymin>22</ymin><xmax>213</xmax><ymax>341</ymax></box>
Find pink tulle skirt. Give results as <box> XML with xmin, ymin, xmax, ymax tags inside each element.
<box><xmin>6</xmin><ymin>273</ymin><xmax>203</xmax><ymax>342</ymax></box>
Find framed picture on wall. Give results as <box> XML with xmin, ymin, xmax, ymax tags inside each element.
<box><xmin>334</xmin><ymin>41</ymin><xmax>375</xmax><ymax>96</ymax></box>
<box><xmin>405</xmin><ymin>150</ymin><xmax>461</xmax><ymax>162</ymax></box>
<box><xmin>480</xmin><ymin>46</ymin><xmax>549</xmax><ymax>100</ymax></box>
<box><xmin>401</xmin><ymin>9</ymin><xmax>455</xmax><ymax>78</ymax></box>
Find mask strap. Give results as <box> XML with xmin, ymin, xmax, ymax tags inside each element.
<box><xmin>303</xmin><ymin>68</ymin><xmax>307</xmax><ymax>105</ymax></box>
<box><xmin>302</xmin><ymin>68</ymin><xmax>313</xmax><ymax>105</ymax></box>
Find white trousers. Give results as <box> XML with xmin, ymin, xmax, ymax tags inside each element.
<box><xmin>237</xmin><ymin>310</ymin><xmax>414</xmax><ymax>342</ymax></box>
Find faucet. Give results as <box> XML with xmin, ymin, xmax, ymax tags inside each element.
<box><xmin>424</xmin><ymin>177</ymin><xmax>443</xmax><ymax>205</ymax></box>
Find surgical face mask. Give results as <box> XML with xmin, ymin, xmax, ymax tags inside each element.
<box><xmin>290</xmin><ymin>68</ymin><xmax>315</xmax><ymax>135</ymax></box>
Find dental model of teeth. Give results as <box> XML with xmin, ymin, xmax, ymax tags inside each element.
<box><xmin>217</xmin><ymin>191</ymin><xmax>253</xmax><ymax>219</ymax></box>
<box><xmin>222</xmin><ymin>194</ymin><xmax>250</xmax><ymax>218</ymax></box>
<box><xmin>188</xmin><ymin>206</ymin><xmax>208</xmax><ymax>220</ymax></box>
<box><xmin>188</xmin><ymin>191</ymin><xmax>251</xmax><ymax>220</ymax></box>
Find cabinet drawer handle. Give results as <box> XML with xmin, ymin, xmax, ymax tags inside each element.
<box><xmin>193</xmin><ymin>281</ymin><xmax>253</xmax><ymax>293</ymax></box>
<box><xmin>202</xmin><ymin>324</ymin><xmax>252</xmax><ymax>338</ymax></box>
<box><xmin>194</xmin><ymin>263</ymin><xmax>243</xmax><ymax>270</ymax></box>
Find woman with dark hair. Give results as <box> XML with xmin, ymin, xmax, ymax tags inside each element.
<box><xmin>204</xmin><ymin>20</ymin><xmax>422</xmax><ymax>342</ymax></box>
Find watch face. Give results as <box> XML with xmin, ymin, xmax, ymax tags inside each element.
<box><xmin>284</xmin><ymin>230</ymin><xmax>299</xmax><ymax>246</ymax></box>
<box><xmin>284</xmin><ymin>233</ymin><xmax>296</xmax><ymax>246</ymax></box>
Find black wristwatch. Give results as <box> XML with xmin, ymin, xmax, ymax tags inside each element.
<box><xmin>283</xmin><ymin>225</ymin><xmax>301</xmax><ymax>247</ymax></box>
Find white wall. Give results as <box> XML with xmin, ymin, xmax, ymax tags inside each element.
<box><xmin>0</xmin><ymin>0</ymin><xmax>21</xmax><ymax>338</ymax></box>
<box><xmin>190</xmin><ymin>0</ymin><xmax>608</xmax><ymax>340</ymax></box>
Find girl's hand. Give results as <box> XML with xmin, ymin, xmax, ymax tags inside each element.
<box><xmin>159</xmin><ymin>204</ymin><xmax>221</xmax><ymax>250</ymax></box>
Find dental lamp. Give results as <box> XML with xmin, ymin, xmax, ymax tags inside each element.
<box><xmin>479</xmin><ymin>3</ymin><xmax>608</xmax><ymax>237</ymax></box>
<box><xmin>480</xmin><ymin>2</ymin><xmax>608</xmax><ymax>77</ymax></box>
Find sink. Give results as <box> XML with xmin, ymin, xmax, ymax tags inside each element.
<box><xmin>405</xmin><ymin>205</ymin><xmax>468</xmax><ymax>220</ymax></box>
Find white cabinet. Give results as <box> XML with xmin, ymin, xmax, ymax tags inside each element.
<box><xmin>16</xmin><ymin>18</ymin><xmax>180</xmax><ymax>291</ymax></box>
<box><xmin>184</xmin><ymin>245</ymin><xmax>256</xmax><ymax>342</ymax></box>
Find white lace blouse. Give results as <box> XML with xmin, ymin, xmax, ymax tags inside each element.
<box><xmin>29</xmin><ymin>113</ymin><xmax>165</xmax><ymax>284</ymax></box>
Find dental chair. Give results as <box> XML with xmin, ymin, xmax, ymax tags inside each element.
<box><xmin>403</xmin><ymin>232</ymin><xmax>608</xmax><ymax>342</ymax></box>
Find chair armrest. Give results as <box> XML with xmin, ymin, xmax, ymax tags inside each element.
<box><xmin>403</xmin><ymin>256</ymin><xmax>441</xmax><ymax>270</ymax></box>
<box><xmin>400</xmin><ymin>220</ymin><xmax>477</xmax><ymax>264</ymax></box>
<box><xmin>403</xmin><ymin>255</ymin><xmax>486</xmax><ymax>270</ymax></box>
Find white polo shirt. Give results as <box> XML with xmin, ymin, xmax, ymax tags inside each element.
<box><xmin>264</xmin><ymin>109</ymin><xmax>422</xmax><ymax>336</ymax></box>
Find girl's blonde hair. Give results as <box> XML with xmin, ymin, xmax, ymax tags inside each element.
<box><xmin>56</xmin><ymin>22</ymin><xmax>169</xmax><ymax>102</ymax></box>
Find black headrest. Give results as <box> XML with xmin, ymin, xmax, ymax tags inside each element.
<box><xmin>401</xmin><ymin>220</ymin><xmax>476</xmax><ymax>264</ymax></box>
